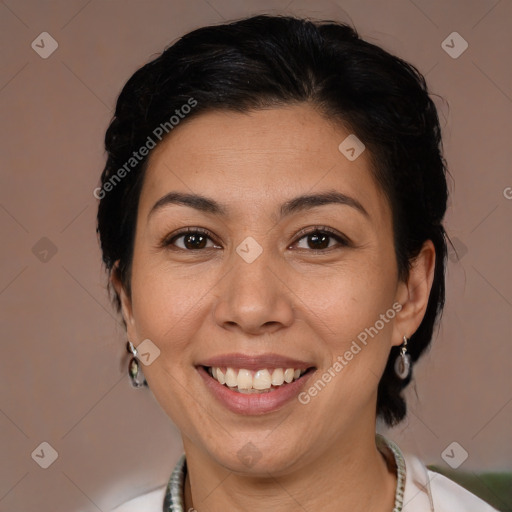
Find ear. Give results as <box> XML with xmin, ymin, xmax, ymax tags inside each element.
<box><xmin>391</xmin><ymin>239</ymin><xmax>436</xmax><ymax>347</ymax></box>
<box><xmin>111</xmin><ymin>261</ymin><xmax>137</xmax><ymax>341</ymax></box>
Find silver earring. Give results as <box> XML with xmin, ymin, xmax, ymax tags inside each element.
<box><xmin>126</xmin><ymin>341</ymin><xmax>147</xmax><ymax>388</ymax></box>
<box><xmin>394</xmin><ymin>335</ymin><xmax>411</xmax><ymax>379</ymax></box>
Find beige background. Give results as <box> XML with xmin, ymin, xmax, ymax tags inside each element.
<box><xmin>1</xmin><ymin>0</ymin><xmax>511</xmax><ymax>511</ymax></box>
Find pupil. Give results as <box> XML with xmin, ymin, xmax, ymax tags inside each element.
<box><xmin>309</xmin><ymin>232</ymin><xmax>329</xmax><ymax>249</ymax></box>
<box><xmin>185</xmin><ymin>233</ymin><xmax>206</xmax><ymax>249</ymax></box>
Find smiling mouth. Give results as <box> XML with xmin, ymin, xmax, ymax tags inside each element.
<box><xmin>203</xmin><ymin>366</ymin><xmax>315</xmax><ymax>393</ymax></box>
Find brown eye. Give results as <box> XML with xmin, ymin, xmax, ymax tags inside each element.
<box><xmin>180</xmin><ymin>232</ymin><xmax>208</xmax><ymax>250</ymax></box>
<box><xmin>164</xmin><ymin>229</ymin><xmax>220</xmax><ymax>251</ymax></box>
<box><xmin>294</xmin><ymin>228</ymin><xmax>349</xmax><ymax>251</ymax></box>
<box><xmin>305</xmin><ymin>232</ymin><xmax>330</xmax><ymax>250</ymax></box>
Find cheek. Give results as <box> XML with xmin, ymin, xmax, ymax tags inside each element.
<box><xmin>303</xmin><ymin>257</ymin><xmax>396</xmax><ymax>332</ymax></box>
<box><xmin>304</xmin><ymin>280</ymin><xmax>396</xmax><ymax>421</ymax></box>
<box><xmin>300</xmin><ymin>257</ymin><xmax>397</xmax><ymax>380</ymax></box>
<box><xmin>129</xmin><ymin>258</ymin><xmax>213</xmax><ymax>346</ymax></box>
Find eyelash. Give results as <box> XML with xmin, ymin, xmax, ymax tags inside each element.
<box><xmin>160</xmin><ymin>226</ymin><xmax>350</xmax><ymax>252</ymax></box>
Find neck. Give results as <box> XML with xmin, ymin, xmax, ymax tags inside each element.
<box><xmin>182</xmin><ymin>426</ymin><xmax>397</xmax><ymax>512</ymax></box>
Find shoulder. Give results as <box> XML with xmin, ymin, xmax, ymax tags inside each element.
<box><xmin>427</xmin><ymin>469</ymin><xmax>499</xmax><ymax>511</ymax></box>
<box><xmin>109</xmin><ymin>484</ymin><xmax>166</xmax><ymax>512</ymax></box>
<box><xmin>402</xmin><ymin>451</ymin><xmax>499</xmax><ymax>511</ymax></box>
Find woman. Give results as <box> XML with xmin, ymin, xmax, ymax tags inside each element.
<box><xmin>96</xmin><ymin>14</ymin><xmax>498</xmax><ymax>512</ymax></box>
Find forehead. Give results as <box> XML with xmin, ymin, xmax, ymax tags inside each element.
<box><xmin>139</xmin><ymin>105</ymin><xmax>391</xmax><ymax>225</ymax></box>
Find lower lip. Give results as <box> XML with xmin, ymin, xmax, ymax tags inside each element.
<box><xmin>197</xmin><ymin>366</ymin><xmax>315</xmax><ymax>415</ymax></box>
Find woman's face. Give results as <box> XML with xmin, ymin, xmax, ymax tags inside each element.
<box><xmin>116</xmin><ymin>104</ymin><xmax>427</xmax><ymax>474</ymax></box>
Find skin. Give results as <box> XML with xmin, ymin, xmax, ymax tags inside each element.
<box><xmin>113</xmin><ymin>104</ymin><xmax>436</xmax><ymax>512</ymax></box>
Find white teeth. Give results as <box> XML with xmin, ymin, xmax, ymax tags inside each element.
<box><xmin>253</xmin><ymin>369</ymin><xmax>272</xmax><ymax>390</ymax></box>
<box><xmin>208</xmin><ymin>366</ymin><xmax>308</xmax><ymax>391</ymax></box>
<box><xmin>216</xmin><ymin>368</ymin><xmax>226</xmax><ymax>385</ymax></box>
<box><xmin>237</xmin><ymin>369</ymin><xmax>253</xmax><ymax>390</ymax></box>
<box><xmin>271</xmin><ymin>368</ymin><xmax>284</xmax><ymax>386</ymax></box>
<box><xmin>224</xmin><ymin>367</ymin><xmax>238</xmax><ymax>387</ymax></box>
<box><xmin>284</xmin><ymin>368</ymin><xmax>295</xmax><ymax>383</ymax></box>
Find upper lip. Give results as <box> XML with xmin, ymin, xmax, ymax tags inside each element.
<box><xmin>198</xmin><ymin>353</ymin><xmax>315</xmax><ymax>371</ymax></box>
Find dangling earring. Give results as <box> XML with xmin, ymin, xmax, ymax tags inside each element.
<box><xmin>126</xmin><ymin>341</ymin><xmax>147</xmax><ymax>388</ymax></box>
<box><xmin>394</xmin><ymin>335</ymin><xmax>411</xmax><ymax>379</ymax></box>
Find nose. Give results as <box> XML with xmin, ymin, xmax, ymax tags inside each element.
<box><xmin>212</xmin><ymin>246</ymin><xmax>295</xmax><ymax>336</ymax></box>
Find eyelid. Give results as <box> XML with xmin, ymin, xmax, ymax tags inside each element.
<box><xmin>291</xmin><ymin>225</ymin><xmax>351</xmax><ymax>248</ymax></box>
<box><xmin>160</xmin><ymin>227</ymin><xmax>220</xmax><ymax>249</ymax></box>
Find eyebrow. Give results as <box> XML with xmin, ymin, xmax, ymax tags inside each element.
<box><xmin>148</xmin><ymin>190</ymin><xmax>369</xmax><ymax>221</ymax></box>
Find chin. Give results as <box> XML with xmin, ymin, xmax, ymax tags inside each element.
<box><xmin>207</xmin><ymin>439</ymin><xmax>307</xmax><ymax>477</ymax></box>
